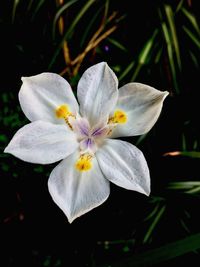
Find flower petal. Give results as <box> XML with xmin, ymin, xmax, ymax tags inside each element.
<box><xmin>96</xmin><ymin>139</ymin><xmax>150</xmax><ymax>196</ymax></box>
<box><xmin>4</xmin><ymin>121</ymin><xmax>78</xmax><ymax>164</ymax></box>
<box><xmin>77</xmin><ymin>62</ymin><xmax>118</xmax><ymax>126</ymax></box>
<box><xmin>48</xmin><ymin>151</ymin><xmax>110</xmax><ymax>223</ymax></box>
<box><xmin>111</xmin><ymin>83</ymin><xmax>169</xmax><ymax>138</ymax></box>
<box><xmin>19</xmin><ymin>73</ymin><xmax>79</xmax><ymax>123</ymax></box>
<box><xmin>71</xmin><ymin>117</ymin><xmax>90</xmax><ymax>139</ymax></box>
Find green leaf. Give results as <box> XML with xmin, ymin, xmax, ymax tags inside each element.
<box><xmin>167</xmin><ymin>181</ymin><xmax>200</xmax><ymax>190</ymax></box>
<box><xmin>31</xmin><ymin>0</ymin><xmax>46</xmax><ymax>21</ymax></box>
<box><xmin>130</xmin><ymin>29</ymin><xmax>158</xmax><ymax>81</ymax></box>
<box><xmin>138</xmin><ymin>29</ymin><xmax>158</xmax><ymax>64</ymax></box>
<box><xmin>80</xmin><ymin>4</ymin><xmax>104</xmax><ymax>47</ymax></box>
<box><xmin>183</xmin><ymin>26</ymin><xmax>200</xmax><ymax>49</ymax></box>
<box><xmin>181</xmin><ymin>7</ymin><xmax>200</xmax><ymax>36</ymax></box>
<box><xmin>143</xmin><ymin>205</ymin><xmax>166</xmax><ymax>244</ymax></box>
<box><xmin>52</xmin><ymin>0</ymin><xmax>79</xmax><ymax>39</ymax></box>
<box><xmin>165</xmin><ymin>5</ymin><xmax>182</xmax><ymax>70</ymax></box>
<box><xmin>99</xmin><ymin>233</ymin><xmax>200</xmax><ymax>267</ymax></box>
<box><xmin>182</xmin><ymin>133</ymin><xmax>187</xmax><ymax>151</ymax></box>
<box><xmin>48</xmin><ymin>0</ymin><xmax>97</xmax><ymax>69</ymax></box>
<box><xmin>161</xmin><ymin>22</ymin><xmax>179</xmax><ymax>93</ymax></box>
<box><xmin>12</xmin><ymin>0</ymin><xmax>20</xmax><ymax>23</ymax></box>
<box><xmin>118</xmin><ymin>61</ymin><xmax>134</xmax><ymax>81</ymax></box>
<box><xmin>108</xmin><ymin>38</ymin><xmax>127</xmax><ymax>52</ymax></box>
<box><xmin>180</xmin><ymin>151</ymin><xmax>200</xmax><ymax>158</ymax></box>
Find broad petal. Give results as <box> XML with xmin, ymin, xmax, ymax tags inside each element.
<box><xmin>19</xmin><ymin>73</ymin><xmax>79</xmax><ymax>124</ymax></box>
<box><xmin>4</xmin><ymin>121</ymin><xmax>78</xmax><ymax>164</ymax></box>
<box><xmin>77</xmin><ymin>62</ymin><xmax>118</xmax><ymax>126</ymax></box>
<box><xmin>48</xmin><ymin>151</ymin><xmax>110</xmax><ymax>223</ymax></box>
<box><xmin>96</xmin><ymin>139</ymin><xmax>150</xmax><ymax>196</ymax></box>
<box><xmin>111</xmin><ymin>83</ymin><xmax>169</xmax><ymax>138</ymax></box>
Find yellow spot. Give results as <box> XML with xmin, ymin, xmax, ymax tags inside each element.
<box><xmin>75</xmin><ymin>154</ymin><xmax>93</xmax><ymax>172</ymax></box>
<box><xmin>55</xmin><ymin>104</ymin><xmax>70</xmax><ymax>119</ymax></box>
<box><xmin>113</xmin><ymin>109</ymin><xmax>127</xmax><ymax>124</ymax></box>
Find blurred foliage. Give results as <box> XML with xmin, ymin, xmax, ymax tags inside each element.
<box><xmin>0</xmin><ymin>0</ymin><xmax>200</xmax><ymax>266</ymax></box>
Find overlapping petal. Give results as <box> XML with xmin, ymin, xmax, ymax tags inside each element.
<box><xmin>96</xmin><ymin>139</ymin><xmax>150</xmax><ymax>196</ymax></box>
<box><xmin>19</xmin><ymin>73</ymin><xmax>79</xmax><ymax>124</ymax></box>
<box><xmin>77</xmin><ymin>62</ymin><xmax>118</xmax><ymax>126</ymax></box>
<box><xmin>48</xmin><ymin>151</ymin><xmax>110</xmax><ymax>223</ymax></box>
<box><xmin>111</xmin><ymin>83</ymin><xmax>169</xmax><ymax>138</ymax></box>
<box><xmin>4</xmin><ymin>62</ymin><xmax>170</xmax><ymax>223</ymax></box>
<box><xmin>4</xmin><ymin>121</ymin><xmax>78</xmax><ymax>164</ymax></box>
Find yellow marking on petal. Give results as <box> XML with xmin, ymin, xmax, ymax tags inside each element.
<box><xmin>55</xmin><ymin>104</ymin><xmax>75</xmax><ymax>130</ymax></box>
<box><xmin>113</xmin><ymin>109</ymin><xmax>127</xmax><ymax>124</ymax></box>
<box><xmin>55</xmin><ymin>104</ymin><xmax>70</xmax><ymax>119</ymax></box>
<box><xmin>75</xmin><ymin>154</ymin><xmax>93</xmax><ymax>172</ymax></box>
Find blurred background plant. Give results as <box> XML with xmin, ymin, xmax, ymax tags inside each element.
<box><xmin>1</xmin><ymin>0</ymin><xmax>200</xmax><ymax>266</ymax></box>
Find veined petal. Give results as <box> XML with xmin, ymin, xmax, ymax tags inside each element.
<box><xmin>71</xmin><ymin>117</ymin><xmax>90</xmax><ymax>139</ymax></box>
<box><xmin>96</xmin><ymin>139</ymin><xmax>150</xmax><ymax>196</ymax></box>
<box><xmin>48</xmin><ymin>151</ymin><xmax>110</xmax><ymax>223</ymax></box>
<box><xmin>77</xmin><ymin>62</ymin><xmax>118</xmax><ymax>126</ymax></box>
<box><xmin>4</xmin><ymin>121</ymin><xmax>78</xmax><ymax>164</ymax></box>
<box><xmin>19</xmin><ymin>73</ymin><xmax>79</xmax><ymax>124</ymax></box>
<box><xmin>111</xmin><ymin>83</ymin><xmax>169</xmax><ymax>138</ymax></box>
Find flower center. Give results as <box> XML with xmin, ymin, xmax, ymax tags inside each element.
<box><xmin>55</xmin><ymin>104</ymin><xmax>127</xmax><ymax>172</ymax></box>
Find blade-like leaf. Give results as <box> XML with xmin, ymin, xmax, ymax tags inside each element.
<box><xmin>139</xmin><ymin>29</ymin><xmax>158</xmax><ymax>64</ymax></box>
<box><xmin>165</xmin><ymin>5</ymin><xmax>181</xmax><ymax>70</ymax></box>
<box><xmin>162</xmin><ymin>22</ymin><xmax>179</xmax><ymax>93</ymax></box>
<box><xmin>99</xmin><ymin>233</ymin><xmax>200</xmax><ymax>267</ymax></box>
<box><xmin>130</xmin><ymin>29</ymin><xmax>158</xmax><ymax>81</ymax></box>
<box><xmin>12</xmin><ymin>0</ymin><xmax>20</xmax><ymax>23</ymax></box>
<box><xmin>48</xmin><ymin>0</ymin><xmax>97</xmax><ymax>69</ymax></box>
<box><xmin>52</xmin><ymin>0</ymin><xmax>78</xmax><ymax>39</ymax></box>
<box><xmin>108</xmin><ymin>38</ymin><xmax>127</xmax><ymax>52</ymax></box>
<box><xmin>181</xmin><ymin>7</ymin><xmax>200</xmax><ymax>36</ymax></box>
<box><xmin>143</xmin><ymin>205</ymin><xmax>166</xmax><ymax>244</ymax></box>
<box><xmin>183</xmin><ymin>26</ymin><xmax>200</xmax><ymax>49</ymax></box>
<box><xmin>118</xmin><ymin>61</ymin><xmax>134</xmax><ymax>81</ymax></box>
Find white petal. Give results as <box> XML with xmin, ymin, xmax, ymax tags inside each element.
<box><xmin>77</xmin><ymin>62</ymin><xmax>118</xmax><ymax>126</ymax></box>
<box><xmin>19</xmin><ymin>73</ymin><xmax>79</xmax><ymax>123</ymax></box>
<box><xmin>4</xmin><ymin>121</ymin><xmax>78</xmax><ymax>164</ymax></box>
<box><xmin>48</xmin><ymin>151</ymin><xmax>110</xmax><ymax>223</ymax></box>
<box><xmin>111</xmin><ymin>83</ymin><xmax>169</xmax><ymax>138</ymax></box>
<box><xmin>96</xmin><ymin>139</ymin><xmax>150</xmax><ymax>196</ymax></box>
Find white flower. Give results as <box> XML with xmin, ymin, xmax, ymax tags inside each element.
<box><xmin>4</xmin><ymin>62</ymin><xmax>168</xmax><ymax>223</ymax></box>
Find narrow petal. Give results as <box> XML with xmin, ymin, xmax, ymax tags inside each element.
<box><xmin>111</xmin><ymin>83</ymin><xmax>169</xmax><ymax>138</ymax></box>
<box><xmin>48</xmin><ymin>151</ymin><xmax>110</xmax><ymax>223</ymax></box>
<box><xmin>19</xmin><ymin>73</ymin><xmax>79</xmax><ymax>124</ymax></box>
<box><xmin>4</xmin><ymin>121</ymin><xmax>78</xmax><ymax>164</ymax></box>
<box><xmin>77</xmin><ymin>62</ymin><xmax>118</xmax><ymax>126</ymax></box>
<box><xmin>96</xmin><ymin>139</ymin><xmax>150</xmax><ymax>196</ymax></box>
